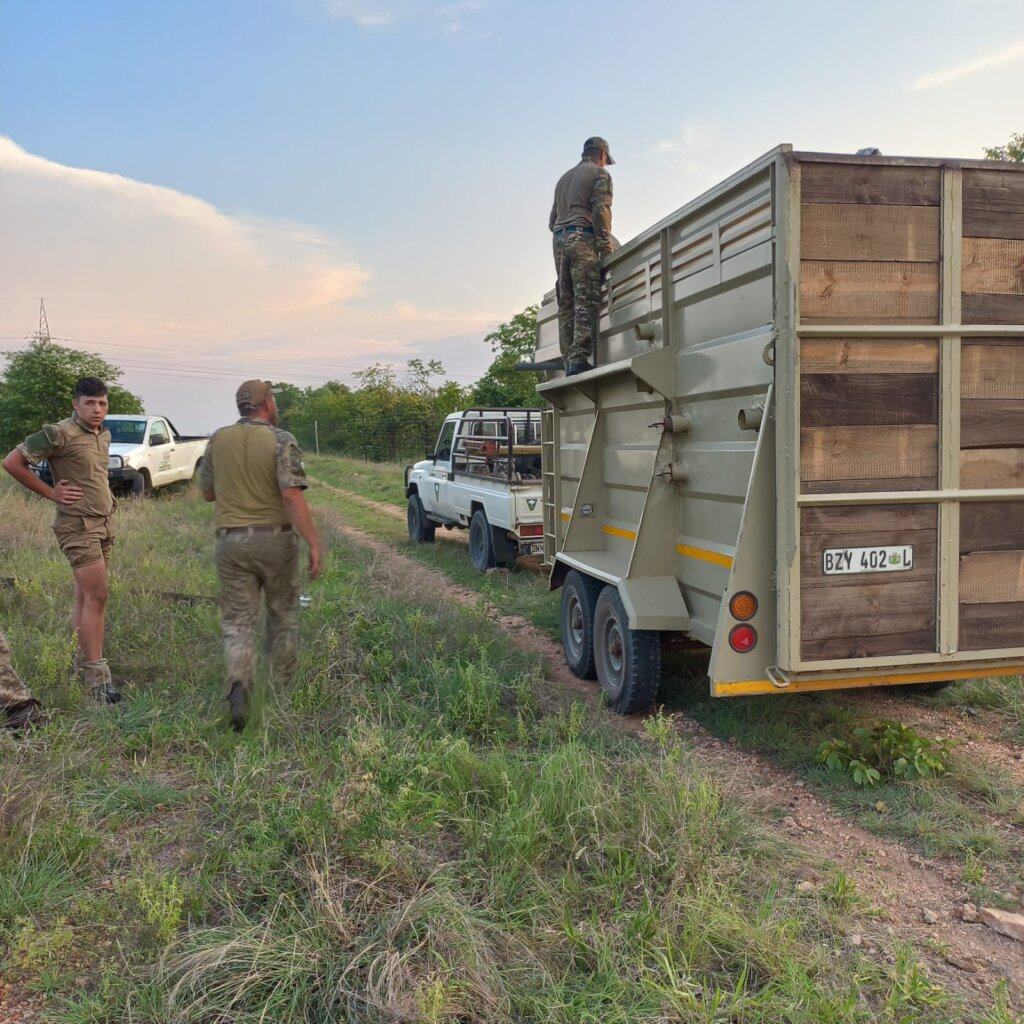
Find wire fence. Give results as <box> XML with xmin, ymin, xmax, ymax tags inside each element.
<box><xmin>290</xmin><ymin>419</ymin><xmax>445</xmax><ymax>465</ymax></box>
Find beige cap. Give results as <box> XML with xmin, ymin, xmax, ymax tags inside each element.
<box><xmin>236</xmin><ymin>379</ymin><xmax>278</xmax><ymax>407</ymax></box>
<box><xmin>583</xmin><ymin>136</ymin><xmax>614</xmax><ymax>164</ymax></box>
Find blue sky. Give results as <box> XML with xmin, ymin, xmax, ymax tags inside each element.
<box><xmin>2</xmin><ymin>0</ymin><xmax>1023</xmax><ymax>426</ymax></box>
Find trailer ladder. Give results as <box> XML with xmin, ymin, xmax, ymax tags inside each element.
<box><xmin>541</xmin><ymin>407</ymin><xmax>560</xmax><ymax>567</ymax></box>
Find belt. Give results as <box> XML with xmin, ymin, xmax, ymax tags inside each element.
<box><xmin>554</xmin><ymin>225</ymin><xmax>594</xmax><ymax>235</ymax></box>
<box><xmin>217</xmin><ymin>524</ymin><xmax>293</xmax><ymax>537</ymax></box>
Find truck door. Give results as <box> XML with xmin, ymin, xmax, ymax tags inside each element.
<box><xmin>425</xmin><ymin>419</ymin><xmax>457</xmax><ymax>518</ymax></box>
<box><xmin>147</xmin><ymin>419</ymin><xmax>174</xmax><ymax>485</ymax></box>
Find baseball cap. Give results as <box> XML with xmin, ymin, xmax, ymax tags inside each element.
<box><xmin>236</xmin><ymin>379</ymin><xmax>279</xmax><ymax>407</ymax></box>
<box><xmin>583</xmin><ymin>136</ymin><xmax>614</xmax><ymax>164</ymax></box>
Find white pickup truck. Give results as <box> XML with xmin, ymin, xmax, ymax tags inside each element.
<box><xmin>404</xmin><ymin>409</ymin><xmax>545</xmax><ymax>571</ymax></box>
<box><xmin>105</xmin><ymin>415</ymin><xmax>209</xmax><ymax>495</ymax></box>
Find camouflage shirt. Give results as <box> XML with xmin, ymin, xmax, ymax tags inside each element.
<box><xmin>199</xmin><ymin>417</ymin><xmax>307</xmax><ymax>530</ymax></box>
<box><xmin>19</xmin><ymin>414</ymin><xmax>114</xmax><ymax>519</ymax></box>
<box><xmin>548</xmin><ymin>159</ymin><xmax>614</xmax><ymax>254</ymax></box>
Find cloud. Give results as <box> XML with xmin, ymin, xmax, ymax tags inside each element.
<box><xmin>324</xmin><ymin>0</ymin><xmax>488</xmax><ymax>36</ymax></box>
<box><xmin>911</xmin><ymin>37</ymin><xmax>1024</xmax><ymax>90</ymax></box>
<box><xmin>650</xmin><ymin>123</ymin><xmax>712</xmax><ymax>174</ymax></box>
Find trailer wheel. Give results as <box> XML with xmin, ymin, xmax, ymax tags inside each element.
<box><xmin>594</xmin><ymin>586</ymin><xmax>661</xmax><ymax>714</ymax></box>
<box><xmin>469</xmin><ymin>509</ymin><xmax>497</xmax><ymax>571</ymax></box>
<box><xmin>561</xmin><ymin>570</ymin><xmax>602</xmax><ymax>679</ymax></box>
<box><xmin>407</xmin><ymin>495</ymin><xmax>435</xmax><ymax>543</ymax></box>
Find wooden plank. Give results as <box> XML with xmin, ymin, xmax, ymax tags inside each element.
<box><xmin>959</xmin><ymin>601</ymin><xmax>1024</xmax><ymax>651</ymax></box>
<box><xmin>801</xmin><ymin>204</ymin><xmax>939</xmax><ymax>261</ymax></box>
<box><xmin>960</xmin><ymin>502</ymin><xmax>1024</xmax><ymax>554</ymax></box>
<box><xmin>961</xmin><ymin>447</ymin><xmax>1024</xmax><ymax>488</ymax></box>
<box><xmin>802</xmin><ymin>476</ymin><xmax>937</xmax><ymax>494</ymax></box>
<box><xmin>961</xmin><ymin>342</ymin><xmax>1024</xmax><ymax>399</ymax></box>
<box><xmin>961</xmin><ymin>398</ymin><xmax>1024</xmax><ymax>448</ymax></box>
<box><xmin>801</xmin><ymin>261</ymin><xmax>939</xmax><ymax>323</ymax></box>
<box><xmin>963</xmin><ymin>168</ymin><xmax>1024</xmax><ymax>239</ymax></box>
<box><xmin>801</xmin><ymin>373</ymin><xmax>937</xmax><ymax>427</ymax></box>
<box><xmin>802</xmin><ymin>629</ymin><xmax>936</xmax><ymax>661</ymax></box>
<box><xmin>960</xmin><ymin>550</ymin><xmax>1024</xmax><ymax>604</ymax></box>
<box><xmin>801</xmin><ymin>163</ymin><xmax>940</xmax><ymax>206</ymax></box>
<box><xmin>801</xmin><ymin>424</ymin><xmax>937</xmax><ymax>482</ymax></box>
<box><xmin>800</xmin><ymin>579</ymin><xmax>936</xmax><ymax>639</ymax></box>
<box><xmin>962</xmin><ymin>238</ymin><xmax>1024</xmax><ymax>295</ymax></box>
<box><xmin>964</xmin><ymin>211</ymin><xmax>1024</xmax><ymax>241</ymax></box>
<box><xmin>963</xmin><ymin>292</ymin><xmax>1024</xmax><ymax>325</ymax></box>
<box><xmin>802</xmin><ymin>504</ymin><xmax>936</xmax><ymax>536</ymax></box>
<box><xmin>801</xmin><ymin>338</ymin><xmax>938</xmax><ymax>375</ymax></box>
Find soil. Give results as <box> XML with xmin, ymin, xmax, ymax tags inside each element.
<box><xmin>318</xmin><ymin>508</ymin><xmax>1024</xmax><ymax>1009</ymax></box>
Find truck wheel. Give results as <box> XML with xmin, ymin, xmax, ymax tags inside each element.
<box><xmin>561</xmin><ymin>570</ymin><xmax>602</xmax><ymax>679</ymax></box>
<box><xmin>594</xmin><ymin>585</ymin><xmax>661</xmax><ymax>714</ymax></box>
<box><xmin>130</xmin><ymin>471</ymin><xmax>151</xmax><ymax>498</ymax></box>
<box><xmin>469</xmin><ymin>509</ymin><xmax>497</xmax><ymax>571</ymax></box>
<box><xmin>407</xmin><ymin>495</ymin><xmax>435</xmax><ymax>543</ymax></box>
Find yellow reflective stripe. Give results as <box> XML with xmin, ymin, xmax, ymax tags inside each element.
<box><xmin>602</xmin><ymin>524</ymin><xmax>637</xmax><ymax>541</ymax></box>
<box><xmin>713</xmin><ymin>662</ymin><xmax>1024</xmax><ymax>698</ymax></box>
<box><xmin>560</xmin><ymin>511</ymin><xmax>570</xmax><ymax>522</ymax></box>
<box><xmin>677</xmin><ymin>543</ymin><xmax>734</xmax><ymax>568</ymax></box>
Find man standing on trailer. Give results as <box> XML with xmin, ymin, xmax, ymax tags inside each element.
<box><xmin>2</xmin><ymin>377</ymin><xmax>121</xmax><ymax>704</ymax></box>
<box><xmin>549</xmin><ymin>136</ymin><xmax>616</xmax><ymax>377</ymax></box>
<box><xmin>200</xmin><ymin>380</ymin><xmax>323</xmax><ymax>731</ymax></box>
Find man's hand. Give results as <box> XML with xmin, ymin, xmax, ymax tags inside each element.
<box><xmin>53</xmin><ymin>479</ymin><xmax>84</xmax><ymax>507</ymax></box>
<box><xmin>308</xmin><ymin>542</ymin><xmax>324</xmax><ymax>580</ymax></box>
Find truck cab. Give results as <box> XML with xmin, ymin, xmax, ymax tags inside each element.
<box><xmin>404</xmin><ymin>408</ymin><xmax>545</xmax><ymax>571</ymax></box>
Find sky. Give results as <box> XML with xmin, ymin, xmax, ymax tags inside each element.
<box><xmin>2</xmin><ymin>0</ymin><xmax>1023</xmax><ymax>430</ymax></box>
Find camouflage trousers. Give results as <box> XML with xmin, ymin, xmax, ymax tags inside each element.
<box><xmin>554</xmin><ymin>231</ymin><xmax>602</xmax><ymax>365</ymax></box>
<box><xmin>0</xmin><ymin>630</ymin><xmax>34</xmax><ymax>710</ymax></box>
<box><xmin>215</xmin><ymin>529</ymin><xmax>300</xmax><ymax>699</ymax></box>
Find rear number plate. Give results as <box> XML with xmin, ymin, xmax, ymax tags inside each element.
<box><xmin>823</xmin><ymin>545</ymin><xmax>913</xmax><ymax>575</ymax></box>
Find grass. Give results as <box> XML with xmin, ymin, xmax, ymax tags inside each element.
<box><xmin>0</xmin><ymin>469</ymin><xmax>1013</xmax><ymax>1021</ymax></box>
<box><xmin>306</xmin><ymin>456</ymin><xmax>1024</xmax><ymax>891</ymax></box>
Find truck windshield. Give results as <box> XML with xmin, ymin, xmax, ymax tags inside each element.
<box><xmin>103</xmin><ymin>419</ymin><xmax>148</xmax><ymax>444</ymax></box>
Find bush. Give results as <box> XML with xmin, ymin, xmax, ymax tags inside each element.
<box><xmin>817</xmin><ymin>721</ymin><xmax>951</xmax><ymax>787</ymax></box>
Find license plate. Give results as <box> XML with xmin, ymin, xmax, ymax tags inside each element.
<box><xmin>822</xmin><ymin>545</ymin><xmax>913</xmax><ymax>575</ymax></box>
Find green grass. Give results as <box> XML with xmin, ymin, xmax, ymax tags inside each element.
<box><xmin>1</xmin><ymin>473</ymin><xmax>1012</xmax><ymax>1021</ymax></box>
<box><xmin>306</xmin><ymin>457</ymin><xmax>1024</xmax><ymax>890</ymax></box>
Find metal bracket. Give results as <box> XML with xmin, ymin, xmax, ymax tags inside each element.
<box><xmin>766</xmin><ymin>665</ymin><xmax>790</xmax><ymax>689</ymax></box>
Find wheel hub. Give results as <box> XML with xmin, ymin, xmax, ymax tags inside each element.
<box><xmin>606</xmin><ymin>621</ymin><xmax>624</xmax><ymax>677</ymax></box>
<box><xmin>569</xmin><ymin>597</ymin><xmax>584</xmax><ymax>650</ymax></box>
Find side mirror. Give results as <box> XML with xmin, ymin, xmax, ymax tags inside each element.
<box><xmin>426</xmin><ymin>447</ymin><xmax>436</xmax><ymax>461</ymax></box>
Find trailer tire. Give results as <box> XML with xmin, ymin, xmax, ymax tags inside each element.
<box><xmin>594</xmin><ymin>585</ymin><xmax>661</xmax><ymax>714</ymax></box>
<box><xmin>407</xmin><ymin>495</ymin><xmax>435</xmax><ymax>543</ymax></box>
<box><xmin>561</xmin><ymin>570</ymin><xmax>602</xmax><ymax>680</ymax></box>
<box><xmin>469</xmin><ymin>509</ymin><xmax>497</xmax><ymax>571</ymax></box>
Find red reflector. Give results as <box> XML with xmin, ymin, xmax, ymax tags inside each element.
<box><xmin>519</xmin><ymin>524</ymin><xmax>544</xmax><ymax>537</ymax></box>
<box><xmin>729</xmin><ymin>624</ymin><xmax>757</xmax><ymax>653</ymax></box>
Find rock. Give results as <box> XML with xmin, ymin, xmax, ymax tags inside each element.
<box><xmin>796</xmin><ymin>880</ymin><xmax>815</xmax><ymax>893</ymax></box>
<box><xmin>848</xmin><ymin>933</ymin><xmax>863</xmax><ymax>947</ymax></box>
<box><xmin>781</xmin><ymin>816</ymin><xmax>799</xmax><ymax>829</ymax></box>
<box><xmin>874</xmin><ymin>800</ymin><xmax>889</xmax><ymax>812</ymax></box>
<box><xmin>922</xmin><ymin>909</ymin><xmax>939</xmax><ymax>924</ymax></box>
<box><xmin>794</xmin><ymin>780</ymin><xmax>806</xmax><ymax>788</ymax></box>
<box><xmin>944</xmin><ymin>953</ymin><xmax>981</xmax><ymax>974</ymax></box>
<box><xmin>979</xmin><ymin>906</ymin><xmax>1024</xmax><ymax>942</ymax></box>
<box><xmin>961</xmin><ymin>902</ymin><xmax>979</xmax><ymax>923</ymax></box>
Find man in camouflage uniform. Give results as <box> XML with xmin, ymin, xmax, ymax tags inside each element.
<box><xmin>200</xmin><ymin>380</ymin><xmax>323</xmax><ymax>731</ymax></box>
<box><xmin>2</xmin><ymin>376</ymin><xmax>121</xmax><ymax>704</ymax></box>
<box><xmin>1</xmin><ymin>631</ymin><xmax>46</xmax><ymax>734</ymax></box>
<box><xmin>549</xmin><ymin>136</ymin><xmax>616</xmax><ymax>376</ymax></box>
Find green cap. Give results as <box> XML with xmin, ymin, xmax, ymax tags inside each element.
<box><xmin>235</xmin><ymin>379</ymin><xmax>279</xmax><ymax>408</ymax></box>
<box><xmin>583</xmin><ymin>136</ymin><xmax>614</xmax><ymax>164</ymax></box>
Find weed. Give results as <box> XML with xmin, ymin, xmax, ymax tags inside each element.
<box><xmin>818</xmin><ymin>721</ymin><xmax>951</xmax><ymax>787</ymax></box>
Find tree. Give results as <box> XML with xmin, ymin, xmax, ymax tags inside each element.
<box><xmin>0</xmin><ymin>340</ymin><xmax>143</xmax><ymax>452</ymax></box>
<box><xmin>470</xmin><ymin>306</ymin><xmax>543</xmax><ymax>408</ymax></box>
<box><xmin>985</xmin><ymin>132</ymin><xmax>1024</xmax><ymax>162</ymax></box>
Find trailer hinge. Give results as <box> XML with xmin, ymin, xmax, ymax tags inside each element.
<box><xmin>765</xmin><ymin>665</ymin><xmax>790</xmax><ymax>689</ymax></box>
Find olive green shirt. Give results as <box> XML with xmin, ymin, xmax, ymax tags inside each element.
<box><xmin>200</xmin><ymin>417</ymin><xmax>307</xmax><ymax>530</ymax></box>
<box><xmin>548</xmin><ymin>159</ymin><xmax>614</xmax><ymax>254</ymax></box>
<box><xmin>19</xmin><ymin>414</ymin><xmax>114</xmax><ymax>519</ymax></box>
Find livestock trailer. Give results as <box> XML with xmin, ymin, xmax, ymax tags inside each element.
<box><xmin>535</xmin><ymin>145</ymin><xmax>1024</xmax><ymax>712</ymax></box>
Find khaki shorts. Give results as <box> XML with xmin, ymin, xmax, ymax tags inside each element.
<box><xmin>53</xmin><ymin>515</ymin><xmax>115</xmax><ymax>570</ymax></box>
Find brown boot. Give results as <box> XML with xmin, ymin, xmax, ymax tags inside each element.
<box><xmin>83</xmin><ymin>659</ymin><xmax>122</xmax><ymax>705</ymax></box>
<box><xmin>3</xmin><ymin>699</ymin><xmax>48</xmax><ymax>735</ymax></box>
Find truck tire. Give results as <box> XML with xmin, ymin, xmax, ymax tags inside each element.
<box><xmin>469</xmin><ymin>509</ymin><xmax>497</xmax><ymax>571</ymax></box>
<box><xmin>561</xmin><ymin>570</ymin><xmax>602</xmax><ymax>680</ymax></box>
<box><xmin>130</xmin><ymin>471</ymin><xmax>152</xmax><ymax>498</ymax></box>
<box><xmin>594</xmin><ymin>585</ymin><xmax>661</xmax><ymax>715</ymax></box>
<box><xmin>407</xmin><ymin>495</ymin><xmax>435</xmax><ymax>543</ymax></box>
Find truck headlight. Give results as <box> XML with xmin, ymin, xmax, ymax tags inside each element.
<box><xmin>108</xmin><ymin>455</ymin><xmax>123</xmax><ymax>469</ymax></box>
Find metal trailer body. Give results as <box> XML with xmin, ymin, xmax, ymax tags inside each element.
<box><xmin>536</xmin><ymin>145</ymin><xmax>1024</xmax><ymax>705</ymax></box>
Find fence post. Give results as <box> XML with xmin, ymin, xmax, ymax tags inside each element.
<box><xmin>314</xmin><ymin>420</ymin><xmax>320</xmax><ymax>455</ymax></box>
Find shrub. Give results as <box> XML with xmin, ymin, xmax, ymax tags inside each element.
<box><xmin>817</xmin><ymin>721</ymin><xmax>950</xmax><ymax>787</ymax></box>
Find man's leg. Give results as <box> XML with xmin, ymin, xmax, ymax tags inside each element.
<box><xmin>0</xmin><ymin>630</ymin><xmax>45</xmax><ymax>733</ymax></box>
<box><xmin>554</xmin><ymin>236</ymin><xmax>574</xmax><ymax>365</ymax></box>
<box><xmin>568</xmin><ymin>238</ymin><xmax>601</xmax><ymax>366</ymax></box>
<box><xmin>216</xmin><ymin>536</ymin><xmax>261</xmax><ymax>728</ymax></box>
<box><xmin>73</xmin><ymin>559</ymin><xmax>119</xmax><ymax>702</ymax></box>
<box><xmin>260</xmin><ymin>533</ymin><xmax>301</xmax><ymax>687</ymax></box>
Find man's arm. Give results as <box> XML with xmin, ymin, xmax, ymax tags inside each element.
<box><xmin>2</xmin><ymin>448</ymin><xmax>81</xmax><ymax>507</ymax></box>
<box><xmin>198</xmin><ymin>444</ymin><xmax>215</xmax><ymax>502</ymax></box>
<box><xmin>590</xmin><ymin>169</ymin><xmax>614</xmax><ymax>255</ymax></box>
<box><xmin>549</xmin><ymin>199</ymin><xmax>557</xmax><ymax>232</ymax></box>
<box><xmin>281</xmin><ymin>488</ymin><xmax>323</xmax><ymax>579</ymax></box>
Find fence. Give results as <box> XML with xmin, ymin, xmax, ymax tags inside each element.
<box><xmin>290</xmin><ymin>417</ymin><xmax>446</xmax><ymax>465</ymax></box>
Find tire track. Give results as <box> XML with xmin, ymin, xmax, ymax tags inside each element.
<box><xmin>316</xmin><ymin>506</ymin><xmax>1024</xmax><ymax>1008</ymax></box>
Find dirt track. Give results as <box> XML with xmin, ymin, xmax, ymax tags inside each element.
<box><xmin>317</xmin><ymin>505</ymin><xmax>1024</xmax><ymax>1008</ymax></box>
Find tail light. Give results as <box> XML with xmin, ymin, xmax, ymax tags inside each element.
<box><xmin>519</xmin><ymin>524</ymin><xmax>543</xmax><ymax>537</ymax></box>
<box><xmin>729</xmin><ymin>624</ymin><xmax>758</xmax><ymax>653</ymax></box>
<box><xmin>729</xmin><ymin>591</ymin><xmax>758</xmax><ymax>621</ymax></box>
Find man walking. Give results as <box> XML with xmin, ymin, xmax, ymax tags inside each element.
<box><xmin>200</xmin><ymin>380</ymin><xmax>323</xmax><ymax>731</ymax></box>
<box><xmin>2</xmin><ymin>377</ymin><xmax>121</xmax><ymax>704</ymax></box>
<box><xmin>549</xmin><ymin>136</ymin><xmax>616</xmax><ymax>376</ymax></box>
<box><xmin>1</xmin><ymin>631</ymin><xmax>46</xmax><ymax>734</ymax></box>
